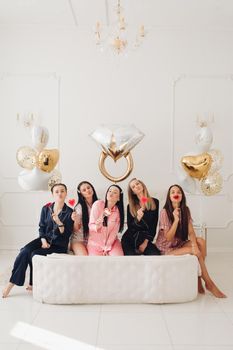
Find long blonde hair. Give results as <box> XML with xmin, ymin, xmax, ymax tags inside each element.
<box><xmin>128</xmin><ymin>178</ymin><xmax>156</xmax><ymax>217</ymax></box>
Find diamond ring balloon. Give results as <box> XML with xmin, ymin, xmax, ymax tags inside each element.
<box><xmin>90</xmin><ymin>124</ymin><xmax>144</xmax><ymax>182</ymax></box>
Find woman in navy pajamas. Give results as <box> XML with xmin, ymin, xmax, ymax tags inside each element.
<box><xmin>2</xmin><ymin>183</ymin><xmax>74</xmax><ymax>298</ymax></box>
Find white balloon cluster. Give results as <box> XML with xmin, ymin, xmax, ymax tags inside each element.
<box><xmin>17</xmin><ymin>126</ymin><xmax>62</xmax><ymax>191</ymax></box>
<box><xmin>179</xmin><ymin>123</ymin><xmax>224</xmax><ymax>195</ymax></box>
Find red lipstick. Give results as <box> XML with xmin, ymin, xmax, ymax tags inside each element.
<box><xmin>173</xmin><ymin>195</ymin><xmax>180</xmax><ymax>200</ymax></box>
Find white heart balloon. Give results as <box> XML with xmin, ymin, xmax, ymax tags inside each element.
<box><xmin>195</xmin><ymin>126</ymin><xmax>213</xmax><ymax>153</ymax></box>
<box><xmin>31</xmin><ymin>126</ymin><xmax>49</xmax><ymax>152</ymax></box>
<box><xmin>18</xmin><ymin>167</ymin><xmax>51</xmax><ymax>191</ymax></box>
<box><xmin>177</xmin><ymin>171</ymin><xmax>197</xmax><ymax>194</ymax></box>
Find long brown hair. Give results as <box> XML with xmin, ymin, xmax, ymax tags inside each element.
<box><xmin>164</xmin><ymin>184</ymin><xmax>191</xmax><ymax>241</ymax></box>
<box><xmin>74</xmin><ymin>181</ymin><xmax>98</xmax><ymax>239</ymax></box>
<box><xmin>103</xmin><ymin>185</ymin><xmax>124</xmax><ymax>232</ymax></box>
<box><xmin>128</xmin><ymin>178</ymin><xmax>156</xmax><ymax>217</ymax></box>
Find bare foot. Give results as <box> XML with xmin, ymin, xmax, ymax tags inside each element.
<box><xmin>26</xmin><ymin>285</ymin><xmax>32</xmax><ymax>291</ymax></box>
<box><xmin>198</xmin><ymin>277</ymin><xmax>205</xmax><ymax>294</ymax></box>
<box><xmin>205</xmin><ymin>281</ymin><xmax>227</xmax><ymax>298</ymax></box>
<box><xmin>2</xmin><ymin>282</ymin><xmax>14</xmax><ymax>298</ymax></box>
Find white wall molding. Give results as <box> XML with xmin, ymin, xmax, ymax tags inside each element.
<box><xmin>195</xmin><ymin>220</ymin><xmax>233</xmax><ymax>230</ymax></box>
<box><xmin>68</xmin><ymin>0</ymin><xmax>79</xmax><ymax>27</ymax></box>
<box><xmin>0</xmin><ymin>73</ymin><xmax>60</xmax><ymax>247</ymax></box>
<box><xmin>171</xmin><ymin>73</ymin><xmax>233</xmax><ymax>173</ymax></box>
<box><xmin>170</xmin><ymin>74</ymin><xmax>186</xmax><ymax>173</ymax></box>
<box><xmin>0</xmin><ymin>191</ymin><xmax>48</xmax><ymax>226</ymax></box>
<box><xmin>225</xmin><ymin>172</ymin><xmax>233</xmax><ymax>182</ymax></box>
<box><xmin>170</xmin><ymin>73</ymin><xmax>233</xmax><ymax>234</ymax></box>
<box><xmin>0</xmin><ymin>72</ymin><xmax>61</xmax><ymax>180</ymax></box>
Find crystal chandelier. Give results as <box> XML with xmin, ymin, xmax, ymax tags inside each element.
<box><xmin>94</xmin><ymin>0</ymin><xmax>146</xmax><ymax>55</ymax></box>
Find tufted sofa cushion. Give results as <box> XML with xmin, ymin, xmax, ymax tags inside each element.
<box><xmin>32</xmin><ymin>254</ymin><xmax>198</xmax><ymax>304</ymax></box>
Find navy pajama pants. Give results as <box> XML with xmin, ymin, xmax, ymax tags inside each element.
<box><xmin>9</xmin><ymin>237</ymin><xmax>66</xmax><ymax>286</ymax></box>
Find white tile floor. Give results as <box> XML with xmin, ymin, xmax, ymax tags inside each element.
<box><xmin>0</xmin><ymin>250</ymin><xmax>233</xmax><ymax>350</ymax></box>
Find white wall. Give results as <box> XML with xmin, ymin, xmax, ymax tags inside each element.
<box><xmin>0</xmin><ymin>24</ymin><xmax>233</xmax><ymax>250</ymax></box>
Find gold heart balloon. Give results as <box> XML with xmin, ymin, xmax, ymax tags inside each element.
<box><xmin>37</xmin><ymin>149</ymin><xmax>59</xmax><ymax>173</ymax></box>
<box><xmin>181</xmin><ymin>152</ymin><xmax>212</xmax><ymax>180</ymax></box>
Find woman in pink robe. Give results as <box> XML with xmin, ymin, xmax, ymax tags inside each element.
<box><xmin>87</xmin><ymin>185</ymin><xmax>124</xmax><ymax>256</ymax></box>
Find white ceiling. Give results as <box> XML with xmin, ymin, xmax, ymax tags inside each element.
<box><xmin>0</xmin><ymin>0</ymin><xmax>232</xmax><ymax>28</ymax></box>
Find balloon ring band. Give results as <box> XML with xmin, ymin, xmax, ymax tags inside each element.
<box><xmin>99</xmin><ymin>151</ymin><xmax>133</xmax><ymax>183</ymax></box>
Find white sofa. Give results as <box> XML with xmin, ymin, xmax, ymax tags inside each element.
<box><xmin>32</xmin><ymin>254</ymin><xmax>198</xmax><ymax>304</ymax></box>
